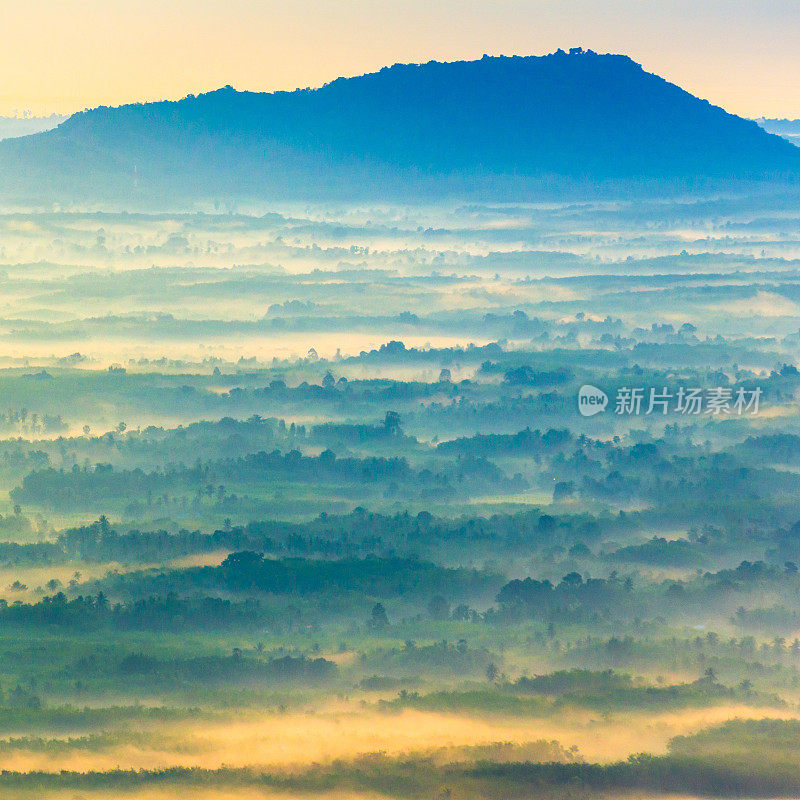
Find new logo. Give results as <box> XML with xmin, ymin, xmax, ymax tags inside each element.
<box><xmin>578</xmin><ymin>385</ymin><xmax>608</xmax><ymax>416</ymax></box>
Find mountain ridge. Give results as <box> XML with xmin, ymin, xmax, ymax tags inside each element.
<box><xmin>1</xmin><ymin>50</ymin><xmax>798</xmax><ymax>202</ymax></box>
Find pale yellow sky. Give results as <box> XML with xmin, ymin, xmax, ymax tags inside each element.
<box><xmin>2</xmin><ymin>0</ymin><xmax>799</xmax><ymax>118</ymax></box>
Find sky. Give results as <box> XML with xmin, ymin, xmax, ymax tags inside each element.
<box><xmin>2</xmin><ymin>0</ymin><xmax>799</xmax><ymax>119</ymax></box>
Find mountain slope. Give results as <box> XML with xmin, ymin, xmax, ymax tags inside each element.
<box><xmin>1</xmin><ymin>50</ymin><xmax>798</xmax><ymax>202</ymax></box>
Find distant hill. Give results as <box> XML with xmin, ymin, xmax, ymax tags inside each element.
<box><xmin>756</xmin><ymin>118</ymin><xmax>800</xmax><ymax>147</ymax></box>
<box><xmin>1</xmin><ymin>50</ymin><xmax>799</xmax><ymax>202</ymax></box>
<box><xmin>0</xmin><ymin>115</ymin><xmax>67</xmax><ymax>142</ymax></box>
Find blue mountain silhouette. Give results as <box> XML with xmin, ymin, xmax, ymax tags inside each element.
<box><xmin>1</xmin><ymin>50</ymin><xmax>798</xmax><ymax>200</ymax></box>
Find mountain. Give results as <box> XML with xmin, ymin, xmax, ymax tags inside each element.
<box><xmin>0</xmin><ymin>115</ymin><xmax>67</xmax><ymax>142</ymax></box>
<box><xmin>757</xmin><ymin>118</ymin><xmax>800</xmax><ymax>147</ymax></box>
<box><xmin>1</xmin><ymin>50</ymin><xmax>799</xmax><ymax>202</ymax></box>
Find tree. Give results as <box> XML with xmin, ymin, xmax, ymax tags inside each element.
<box><xmin>383</xmin><ymin>411</ymin><xmax>402</xmax><ymax>436</ymax></box>
<box><xmin>553</xmin><ymin>481</ymin><xmax>575</xmax><ymax>501</ymax></box>
<box><xmin>427</xmin><ymin>595</ymin><xmax>450</xmax><ymax>620</ymax></box>
<box><xmin>486</xmin><ymin>662</ymin><xmax>499</xmax><ymax>682</ymax></box>
<box><xmin>370</xmin><ymin>602</ymin><xmax>389</xmax><ymax>629</ymax></box>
